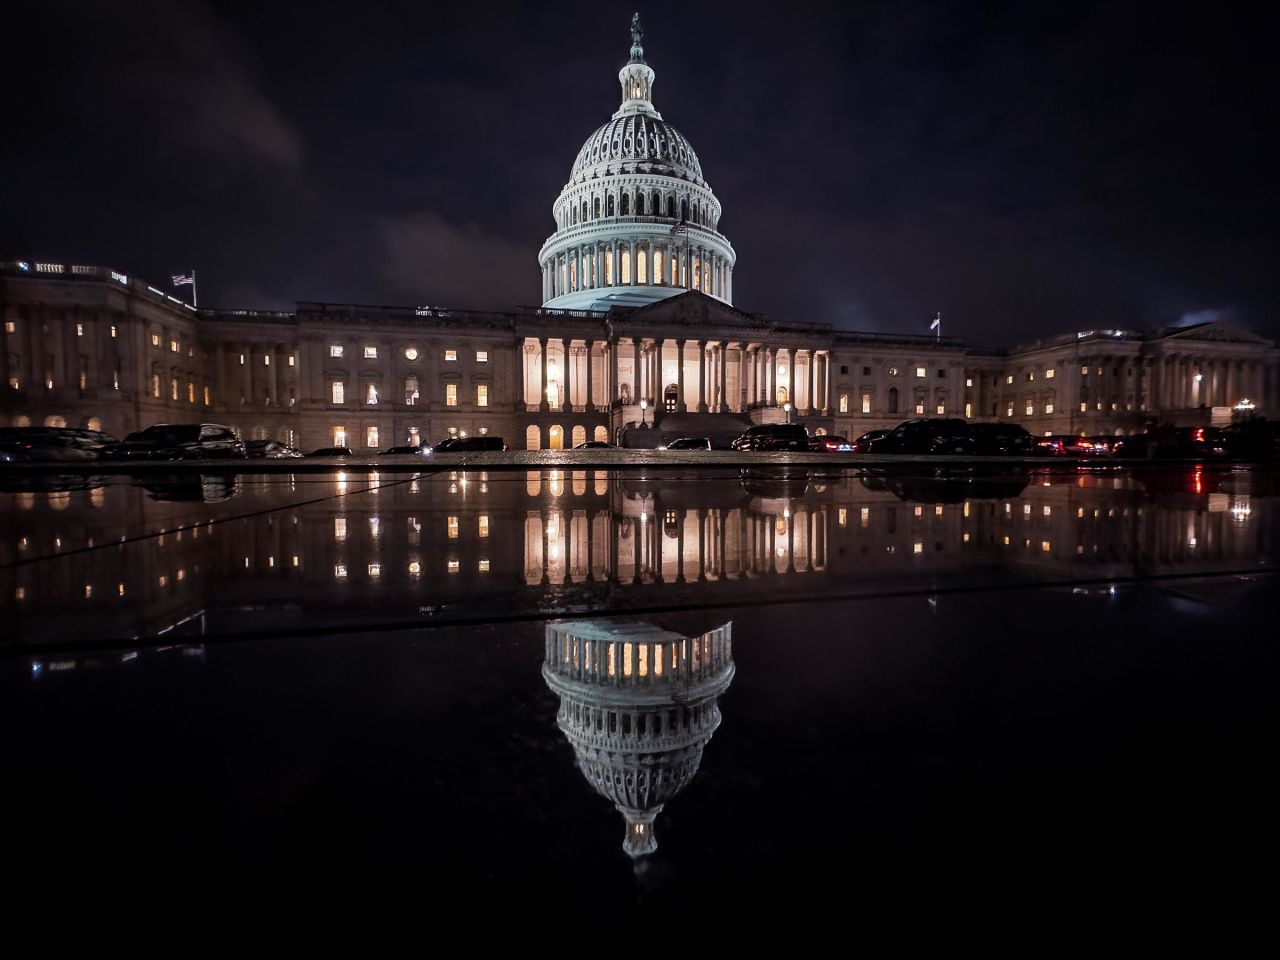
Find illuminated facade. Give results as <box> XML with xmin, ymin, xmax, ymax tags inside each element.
<box><xmin>1</xmin><ymin>16</ymin><xmax>1277</xmax><ymax>447</ymax></box>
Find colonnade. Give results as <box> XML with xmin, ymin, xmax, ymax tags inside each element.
<box><xmin>1150</xmin><ymin>354</ymin><xmax>1270</xmax><ymax>409</ymax></box>
<box><xmin>522</xmin><ymin>337</ymin><xmax>832</xmax><ymax>415</ymax></box>
<box><xmin>542</xmin><ymin>239</ymin><xmax>732</xmax><ymax>303</ymax></box>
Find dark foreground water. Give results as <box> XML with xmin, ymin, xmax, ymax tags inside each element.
<box><xmin>1</xmin><ymin>463</ymin><xmax>1276</xmax><ymax>926</ymax></box>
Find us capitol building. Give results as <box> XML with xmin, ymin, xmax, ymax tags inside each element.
<box><xmin>2</xmin><ymin>16</ymin><xmax>1277</xmax><ymax>448</ymax></box>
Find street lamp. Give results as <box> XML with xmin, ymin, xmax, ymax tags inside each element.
<box><xmin>640</xmin><ymin>398</ymin><xmax>648</xmax><ymax>427</ymax></box>
<box><xmin>783</xmin><ymin>402</ymin><xmax>792</xmax><ymax>423</ymax></box>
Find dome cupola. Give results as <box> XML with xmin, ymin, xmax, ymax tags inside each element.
<box><xmin>538</xmin><ymin>14</ymin><xmax>736</xmax><ymax>311</ymax></box>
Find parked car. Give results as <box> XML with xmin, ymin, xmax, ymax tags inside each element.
<box><xmin>964</xmin><ymin>423</ymin><xmax>1035</xmax><ymax>456</ymax></box>
<box><xmin>1036</xmin><ymin>434</ymin><xmax>1111</xmax><ymax>457</ymax></box>
<box><xmin>663</xmin><ymin>437</ymin><xmax>712</xmax><ymax>450</ymax></box>
<box><xmin>850</xmin><ymin>429</ymin><xmax>888</xmax><ymax>453</ymax></box>
<box><xmin>306</xmin><ymin>446</ymin><xmax>354</xmax><ymax>457</ymax></box>
<box><xmin>102</xmin><ymin>423</ymin><xmax>246</xmax><ymax>460</ymax></box>
<box><xmin>573</xmin><ymin>440</ymin><xmax>614</xmax><ymax>449</ymax></box>
<box><xmin>1114</xmin><ymin>426</ymin><xmax>1229</xmax><ymax>459</ymax></box>
<box><xmin>432</xmin><ymin>436</ymin><xmax>507</xmax><ymax>452</ymax></box>
<box><xmin>378</xmin><ymin>445</ymin><xmax>427</xmax><ymax>456</ymax></box>
<box><xmin>246</xmin><ymin>439</ymin><xmax>304</xmax><ymax>458</ymax></box>
<box><xmin>865</xmin><ymin>419</ymin><xmax>972</xmax><ymax>454</ymax></box>
<box><xmin>0</xmin><ymin>427</ymin><xmax>102</xmax><ymax>462</ymax></box>
<box><xmin>809</xmin><ymin>434</ymin><xmax>852</xmax><ymax>452</ymax></box>
<box><xmin>730</xmin><ymin>423</ymin><xmax>809</xmax><ymax>451</ymax></box>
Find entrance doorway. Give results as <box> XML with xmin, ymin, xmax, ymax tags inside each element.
<box><xmin>549</xmin><ymin>424</ymin><xmax>564</xmax><ymax>450</ymax></box>
<box><xmin>664</xmin><ymin>384</ymin><xmax>678</xmax><ymax>412</ymax></box>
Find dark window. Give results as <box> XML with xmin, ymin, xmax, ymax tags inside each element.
<box><xmin>863</xmin><ymin>366</ymin><xmax>871</xmax><ymax>375</ymax></box>
<box><xmin>888</xmin><ymin>387</ymin><xmax>899</xmax><ymax>414</ymax></box>
<box><xmin>840</xmin><ymin>365</ymin><xmax>849</xmax><ymax>375</ymax></box>
<box><xmin>937</xmin><ymin>369</ymin><xmax>946</xmax><ymax>378</ymax></box>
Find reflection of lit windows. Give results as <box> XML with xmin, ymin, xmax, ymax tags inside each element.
<box><xmin>447</xmin><ymin>559</ymin><xmax>460</xmax><ymax>574</ymax></box>
<box><xmin>447</xmin><ymin>516</ymin><xmax>459</xmax><ymax>539</ymax></box>
<box><xmin>478</xmin><ymin>559</ymin><xmax>490</xmax><ymax>573</ymax></box>
<box><xmin>334</xmin><ymin>518</ymin><xmax>347</xmax><ymax>542</ymax></box>
<box><xmin>478</xmin><ymin>515</ymin><xmax>490</xmax><ymax>538</ymax></box>
<box><xmin>369</xmin><ymin>517</ymin><xmax>380</xmax><ymax>539</ymax></box>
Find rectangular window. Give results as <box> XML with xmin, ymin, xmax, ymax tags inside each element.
<box><xmin>288</xmin><ymin>355</ymin><xmax>296</xmax><ymax>366</ymax></box>
<box><xmin>1006</xmin><ymin>404</ymin><xmax>1014</xmax><ymax>417</ymax></box>
<box><xmin>1045</xmin><ymin>369</ymin><xmax>1055</xmax><ymax>379</ymax></box>
<box><xmin>477</xmin><ymin>384</ymin><xmax>489</xmax><ymax>407</ymax></box>
<box><xmin>838</xmin><ymin>393</ymin><xmax>849</xmax><ymax>413</ymax></box>
<box><xmin>364</xmin><ymin>346</ymin><xmax>378</xmax><ymax>359</ymax></box>
<box><xmin>366</xmin><ymin>383</ymin><xmax>379</xmax><ymax>405</ymax></box>
<box><xmin>152</xmin><ymin>374</ymin><xmax>161</xmax><ymax>398</ymax></box>
<box><xmin>915</xmin><ymin>402</ymin><xmax>925</xmax><ymax>415</ymax></box>
<box><xmin>936</xmin><ymin>403</ymin><xmax>946</xmax><ymax>415</ymax></box>
<box><xmin>446</xmin><ymin>383</ymin><xmax>458</xmax><ymax>406</ymax></box>
<box><xmin>862</xmin><ymin>366</ymin><xmax>871</xmax><ymax>376</ymax></box>
<box><xmin>1006</xmin><ymin>375</ymin><xmax>1014</xmax><ymax>384</ymax></box>
<box><xmin>1080</xmin><ymin>402</ymin><xmax>1088</xmax><ymax>412</ymax></box>
<box><xmin>170</xmin><ymin>339</ymin><xmax>179</xmax><ymax>353</ymax></box>
<box><xmin>330</xmin><ymin>345</ymin><xmax>345</xmax><ymax>358</ymax></box>
<box><xmin>7</xmin><ymin>376</ymin><xmax>18</xmax><ymax>389</ymax></box>
<box><xmin>170</xmin><ymin>378</ymin><xmax>179</xmax><ymax>400</ymax></box>
<box><xmin>445</xmin><ymin>349</ymin><xmax>458</xmax><ymax>362</ymax></box>
<box><xmin>76</xmin><ymin>323</ymin><xmax>84</xmax><ymax>337</ymax></box>
<box><xmin>478</xmin><ymin>559</ymin><xmax>490</xmax><ymax>573</ymax></box>
<box><xmin>239</xmin><ymin>353</ymin><xmax>245</xmax><ymax>365</ymax></box>
<box><xmin>447</xmin><ymin>516</ymin><xmax>459</xmax><ymax>539</ymax></box>
<box><xmin>113</xmin><ymin>367</ymin><xmax>120</xmax><ymax>390</ymax></box>
<box><xmin>331</xmin><ymin>381</ymin><xmax>345</xmax><ymax>404</ymax></box>
<box><xmin>915</xmin><ymin>367</ymin><xmax>926</xmax><ymax>378</ymax></box>
<box><xmin>203</xmin><ymin>386</ymin><xmax>211</xmax><ymax>405</ymax></box>
<box><xmin>964</xmin><ymin>402</ymin><xmax>972</xmax><ymax>418</ymax></box>
<box><xmin>937</xmin><ymin>369</ymin><xmax>946</xmax><ymax>378</ymax></box>
<box><xmin>1045</xmin><ymin>402</ymin><xmax>1054</xmax><ymax>414</ymax></box>
<box><xmin>4</xmin><ymin>321</ymin><xmax>14</xmax><ymax>334</ymax></box>
<box><xmin>479</xmin><ymin>515</ymin><xmax>490</xmax><ymax>538</ymax></box>
<box><xmin>447</xmin><ymin>559</ymin><xmax>460</xmax><ymax>575</ymax></box>
<box><xmin>1025</xmin><ymin>403</ymin><xmax>1034</xmax><ymax>416</ymax></box>
<box><xmin>861</xmin><ymin>392</ymin><xmax>871</xmax><ymax>414</ymax></box>
<box><xmin>1080</xmin><ymin>365</ymin><xmax>1089</xmax><ymax>376</ymax></box>
<box><xmin>151</xmin><ymin>333</ymin><xmax>160</xmax><ymax>347</ymax></box>
<box><xmin>263</xmin><ymin>355</ymin><xmax>270</xmax><ymax>366</ymax></box>
<box><xmin>188</xmin><ymin>382</ymin><xmax>196</xmax><ymax>403</ymax></box>
<box><xmin>333</xmin><ymin>426</ymin><xmax>347</xmax><ymax>447</ymax></box>
<box><xmin>1027</xmin><ymin>372</ymin><xmax>1035</xmax><ymax>381</ymax></box>
<box><xmin>110</xmin><ymin>324</ymin><xmax>117</xmax><ymax>338</ymax></box>
<box><xmin>476</xmin><ymin>350</ymin><xmax>488</xmax><ymax>363</ymax></box>
<box><xmin>405</xmin><ymin>376</ymin><xmax>419</xmax><ymax>404</ymax></box>
<box><xmin>365</xmin><ymin>426</ymin><xmax>379</xmax><ymax>448</ymax></box>
<box><xmin>965</xmin><ymin>378</ymin><xmax>973</xmax><ymax>387</ymax></box>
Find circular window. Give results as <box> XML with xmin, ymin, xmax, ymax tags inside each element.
<box><xmin>888</xmin><ymin>367</ymin><xmax>899</xmax><ymax>376</ymax></box>
<box><xmin>404</xmin><ymin>347</ymin><xmax>419</xmax><ymax>361</ymax></box>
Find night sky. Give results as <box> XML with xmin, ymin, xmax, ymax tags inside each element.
<box><xmin>3</xmin><ymin>0</ymin><xmax>1276</xmax><ymax>346</ymax></box>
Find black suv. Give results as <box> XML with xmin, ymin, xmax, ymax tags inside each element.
<box><xmin>102</xmin><ymin>423</ymin><xmax>245</xmax><ymax>460</ymax></box>
<box><xmin>964</xmin><ymin>423</ymin><xmax>1035</xmax><ymax>456</ymax></box>
<box><xmin>730</xmin><ymin>423</ymin><xmax>809</xmax><ymax>451</ymax></box>
<box><xmin>866</xmin><ymin>419</ymin><xmax>972</xmax><ymax>454</ymax></box>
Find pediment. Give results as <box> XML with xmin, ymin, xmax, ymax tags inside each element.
<box><xmin>1162</xmin><ymin>320</ymin><xmax>1269</xmax><ymax>345</ymax></box>
<box><xmin>616</xmin><ymin>290</ymin><xmax>770</xmax><ymax>330</ymax></box>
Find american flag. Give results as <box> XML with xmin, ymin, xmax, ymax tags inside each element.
<box><xmin>172</xmin><ymin>274</ymin><xmax>194</xmax><ymax>287</ymax></box>
<box><xmin>670</xmin><ymin>219</ymin><xmax>690</xmax><ymax>238</ymax></box>
<box><xmin>930</xmin><ymin>313</ymin><xmax>941</xmax><ymax>330</ymax></box>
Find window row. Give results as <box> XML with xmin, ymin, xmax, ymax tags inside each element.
<box><xmin>328</xmin><ymin>345</ymin><xmax>488</xmax><ymax>363</ymax></box>
<box><xmin>329</xmin><ymin>423</ymin><xmax>493</xmax><ymax>448</ymax></box>
<box><xmin>559</xmin><ymin>191</ymin><xmax>717</xmax><ymax>231</ymax></box>
<box><xmin>329</xmin><ymin>379</ymin><xmax>489</xmax><ymax>407</ymax></box>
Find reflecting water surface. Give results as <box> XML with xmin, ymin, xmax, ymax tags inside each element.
<box><xmin>1</xmin><ymin>465</ymin><xmax>1276</xmax><ymax>922</ymax></box>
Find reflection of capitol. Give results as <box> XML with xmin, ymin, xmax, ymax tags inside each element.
<box><xmin>3</xmin><ymin>467</ymin><xmax>1278</xmax><ymax>643</ymax></box>
<box><xmin>542</xmin><ymin>619</ymin><xmax>734</xmax><ymax>857</ymax></box>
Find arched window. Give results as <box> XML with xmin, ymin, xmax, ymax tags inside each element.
<box><xmin>621</xmin><ymin>193</ymin><xmax>630</xmax><ymax>216</ymax></box>
<box><xmin>571</xmin><ymin>206</ymin><xmax>577</xmax><ymax>225</ymax></box>
<box><xmin>777</xmin><ymin>386</ymin><xmax>788</xmax><ymax>404</ymax></box>
<box><xmin>653</xmin><ymin>191</ymin><xmax>661</xmax><ymax>214</ymax></box>
<box><xmin>594</xmin><ymin>425</ymin><xmax>608</xmax><ymax>443</ymax></box>
<box><xmin>331</xmin><ymin>380</ymin><xmax>345</xmax><ymax>405</ymax></box>
<box><xmin>549</xmin><ymin>424</ymin><xmax>564</xmax><ymax>450</ymax></box>
<box><xmin>681</xmin><ymin>198</ymin><xmax>689</xmax><ymax>220</ymax></box>
<box><xmin>593</xmin><ymin>197</ymin><xmax>600</xmax><ymax>219</ymax></box>
<box><xmin>636</xmin><ymin>194</ymin><xmax>645</xmax><ymax>215</ymax></box>
<box><xmin>571</xmin><ymin>425</ymin><xmax>586</xmax><ymax>447</ymax></box>
<box><xmin>654</xmin><ymin>249</ymin><xmax>664</xmax><ymax>284</ymax></box>
<box><xmin>888</xmin><ymin>387</ymin><xmax>899</xmax><ymax>414</ymax></box>
<box><xmin>607</xmin><ymin>195</ymin><xmax>615</xmax><ymax>217</ymax></box>
<box><xmin>621</xmin><ymin>250</ymin><xmax>632</xmax><ymax>284</ymax></box>
<box><xmin>525</xmin><ymin>425</ymin><xmax>541</xmax><ymax>450</ymax></box>
<box><xmin>637</xmin><ymin>247</ymin><xmax>648</xmax><ymax>283</ymax></box>
<box><xmin>667</xmin><ymin>197</ymin><xmax>677</xmax><ymax>218</ymax></box>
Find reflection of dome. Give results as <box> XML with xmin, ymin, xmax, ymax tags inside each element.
<box><xmin>542</xmin><ymin>619</ymin><xmax>734</xmax><ymax>857</ymax></box>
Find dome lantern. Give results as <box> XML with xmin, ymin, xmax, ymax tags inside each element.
<box><xmin>616</xmin><ymin>13</ymin><xmax>659</xmax><ymax>120</ymax></box>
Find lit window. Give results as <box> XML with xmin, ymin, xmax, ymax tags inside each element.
<box><xmin>861</xmin><ymin>393</ymin><xmax>871</xmax><ymax>414</ymax></box>
<box><xmin>965</xmin><ymin>378</ymin><xmax>973</xmax><ymax>387</ymax></box>
<box><xmin>368</xmin><ymin>563</ymin><xmax>381</xmax><ymax>578</ymax></box>
<box><xmin>915</xmin><ymin>402</ymin><xmax>925</xmax><ymax>415</ymax></box>
<box><xmin>447</xmin><ymin>559</ymin><xmax>460</xmax><ymax>574</ymax></box>
<box><xmin>1025</xmin><ymin>403</ymin><xmax>1034</xmax><ymax>416</ymax></box>
<box><xmin>1045</xmin><ymin>402</ymin><xmax>1054</xmax><ymax>414</ymax></box>
<box><xmin>445</xmin><ymin>349</ymin><xmax>457</xmax><ymax>362</ymax></box>
<box><xmin>479</xmin><ymin>515</ymin><xmax>490</xmax><ymax>537</ymax></box>
<box><xmin>110</xmin><ymin>325</ymin><xmax>117</xmax><ymax>338</ymax></box>
<box><xmin>334</xmin><ymin>518</ymin><xmax>347</xmax><ymax>542</ymax></box>
<box><xmin>477</xmin><ymin>384</ymin><xmax>488</xmax><ymax>407</ymax></box>
<box><xmin>331</xmin><ymin>381</ymin><xmax>345</xmax><ymax>404</ymax></box>
<box><xmin>888</xmin><ymin>367</ymin><xmax>898</xmax><ymax>376</ymax></box>
<box><xmin>1027</xmin><ymin>372</ymin><xmax>1035</xmax><ymax>381</ymax></box>
<box><xmin>152</xmin><ymin>374</ymin><xmax>161</xmax><ymax>398</ymax></box>
<box><xmin>1006</xmin><ymin>404</ymin><xmax>1014</xmax><ymax>417</ymax></box>
<box><xmin>151</xmin><ymin>333</ymin><xmax>160</xmax><ymax>347</ymax></box>
<box><xmin>838</xmin><ymin>508</ymin><xmax>848</xmax><ymax>527</ymax></box>
<box><xmin>4</xmin><ymin>321</ymin><xmax>13</xmax><ymax>334</ymax></box>
<box><xmin>171</xmin><ymin>379</ymin><xmax>179</xmax><ymax>400</ymax></box>
<box><xmin>1045</xmin><ymin>369</ymin><xmax>1055</xmax><ymax>379</ymax></box>
<box><xmin>1080</xmin><ymin>365</ymin><xmax>1089</xmax><ymax>376</ymax></box>
<box><xmin>203</xmin><ymin>386</ymin><xmax>210</xmax><ymax>405</ymax></box>
<box><xmin>1080</xmin><ymin>402</ymin><xmax>1088</xmax><ymax>412</ymax></box>
<box><xmin>965</xmin><ymin>403</ymin><xmax>972</xmax><ymax>418</ymax></box>
<box><xmin>447</xmin><ymin>516</ymin><xmax>459</xmax><ymax>539</ymax></box>
<box><xmin>915</xmin><ymin>367</ymin><xmax>926</xmax><ymax>378</ymax></box>
<box><xmin>333</xmin><ymin>426</ymin><xmax>347</xmax><ymax>447</ymax></box>
<box><xmin>170</xmin><ymin>339</ymin><xmax>178</xmax><ymax>353</ymax></box>
<box><xmin>405</xmin><ymin>376</ymin><xmax>419</xmax><ymax>404</ymax></box>
<box><xmin>288</xmin><ymin>355</ymin><xmax>295</xmax><ymax>366</ymax></box>
<box><xmin>330</xmin><ymin>345</ymin><xmax>344</xmax><ymax>358</ymax></box>
<box><xmin>366</xmin><ymin>383</ymin><xmax>379</xmax><ymax>405</ymax></box>
<box><xmin>1006</xmin><ymin>375</ymin><xmax>1014</xmax><ymax>384</ymax></box>
<box><xmin>476</xmin><ymin>350</ymin><xmax>488</xmax><ymax>363</ymax></box>
<box><xmin>365</xmin><ymin>426</ymin><xmax>379</xmax><ymax>447</ymax></box>
<box><xmin>446</xmin><ymin>383</ymin><xmax>458</xmax><ymax>406</ymax></box>
<box><xmin>364</xmin><ymin>346</ymin><xmax>378</xmax><ymax>359</ymax></box>
<box><xmin>478</xmin><ymin>559</ymin><xmax>490</xmax><ymax>573</ymax></box>
<box><xmin>404</xmin><ymin>346</ymin><xmax>419</xmax><ymax>361</ymax></box>
<box><xmin>839</xmin><ymin>393</ymin><xmax>849</xmax><ymax>413</ymax></box>
<box><xmin>263</xmin><ymin>355</ymin><xmax>270</xmax><ymax>366</ymax></box>
<box><xmin>936</xmin><ymin>403</ymin><xmax>946</xmax><ymax>415</ymax></box>
<box><xmin>76</xmin><ymin>323</ymin><xmax>84</xmax><ymax>336</ymax></box>
<box><xmin>334</xmin><ymin>564</ymin><xmax>347</xmax><ymax>579</ymax></box>
<box><xmin>239</xmin><ymin>354</ymin><xmax>245</xmax><ymax>365</ymax></box>
<box><xmin>6</xmin><ymin>376</ymin><xmax>17</xmax><ymax>389</ymax></box>
<box><xmin>187</xmin><ymin>382</ymin><xmax>195</xmax><ymax>403</ymax></box>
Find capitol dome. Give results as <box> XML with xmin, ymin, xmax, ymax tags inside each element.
<box><xmin>538</xmin><ymin>14</ymin><xmax>735</xmax><ymax>311</ymax></box>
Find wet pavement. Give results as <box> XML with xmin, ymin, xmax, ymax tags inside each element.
<box><xmin>2</xmin><ymin>462</ymin><xmax>1277</xmax><ymax>924</ymax></box>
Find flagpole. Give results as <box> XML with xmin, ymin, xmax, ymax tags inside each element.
<box><xmin>191</xmin><ymin>269</ymin><xmax>198</xmax><ymax>309</ymax></box>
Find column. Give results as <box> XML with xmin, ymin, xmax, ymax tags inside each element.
<box><xmin>630</xmin><ymin>241</ymin><xmax>638</xmax><ymax>286</ymax></box>
<box><xmin>809</xmin><ymin>351</ymin><xmax>818</xmax><ymax>415</ymax></box>
<box><xmin>586</xmin><ymin>340</ymin><xmax>595</xmax><ymax>412</ymax></box>
<box><xmin>676</xmin><ymin>340</ymin><xmax>687</xmax><ymax>412</ymax></box>
<box><xmin>697</xmin><ymin>340</ymin><xmax>707</xmax><ymax>412</ymax></box>
<box><xmin>718</xmin><ymin>343</ymin><xmax>728</xmax><ymax>412</ymax></box>
<box><xmin>821</xmin><ymin>352</ymin><xmax>831</xmax><ymax>413</ymax></box>
<box><xmin>788</xmin><ymin>349</ymin><xmax>796</xmax><ymax>409</ymax></box>
<box><xmin>632</xmin><ymin>338</ymin><xmax>642</xmax><ymax>404</ymax></box>
<box><xmin>539</xmin><ymin>338</ymin><xmax>549</xmax><ymax>412</ymax></box>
